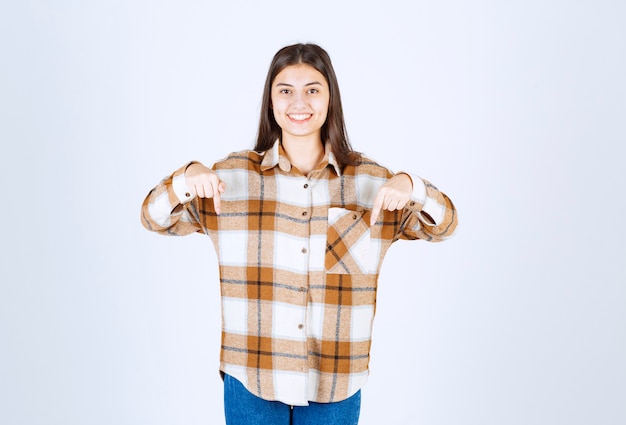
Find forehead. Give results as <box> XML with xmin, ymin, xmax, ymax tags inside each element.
<box><xmin>273</xmin><ymin>64</ymin><xmax>328</xmax><ymax>86</ymax></box>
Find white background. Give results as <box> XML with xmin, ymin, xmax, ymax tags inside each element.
<box><xmin>1</xmin><ymin>1</ymin><xmax>625</xmax><ymax>424</ymax></box>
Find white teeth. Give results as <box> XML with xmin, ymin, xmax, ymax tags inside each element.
<box><xmin>289</xmin><ymin>114</ymin><xmax>311</xmax><ymax>121</ymax></box>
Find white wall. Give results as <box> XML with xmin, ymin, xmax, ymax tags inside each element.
<box><xmin>1</xmin><ymin>1</ymin><xmax>624</xmax><ymax>424</ymax></box>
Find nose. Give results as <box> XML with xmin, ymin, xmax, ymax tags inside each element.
<box><xmin>292</xmin><ymin>91</ymin><xmax>306</xmax><ymax>108</ymax></box>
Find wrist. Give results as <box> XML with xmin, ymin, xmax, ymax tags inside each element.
<box><xmin>184</xmin><ymin>161</ymin><xmax>199</xmax><ymax>175</ymax></box>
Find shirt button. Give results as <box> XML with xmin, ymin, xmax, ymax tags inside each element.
<box><xmin>410</xmin><ymin>201</ymin><xmax>415</xmax><ymax>206</ymax></box>
<box><xmin>299</xmin><ymin>287</ymin><xmax>306</xmax><ymax>292</ymax></box>
<box><xmin>303</xmin><ymin>183</ymin><xmax>309</xmax><ymax>189</ymax></box>
<box><xmin>185</xmin><ymin>192</ymin><xmax>191</xmax><ymax>198</ymax></box>
<box><xmin>298</xmin><ymin>324</ymin><xmax>304</xmax><ymax>329</ymax></box>
<box><xmin>302</xmin><ymin>211</ymin><xmax>308</xmax><ymax>216</ymax></box>
<box><xmin>301</xmin><ymin>247</ymin><xmax>307</xmax><ymax>253</ymax></box>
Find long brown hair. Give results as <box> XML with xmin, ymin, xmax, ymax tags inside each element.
<box><xmin>254</xmin><ymin>43</ymin><xmax>360</xmax><ymax>169</ymax></box>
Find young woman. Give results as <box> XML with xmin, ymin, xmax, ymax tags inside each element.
<box><xmin>141</xmin><ymin>43</ymin><xmax>457</xmax><ymax>425</ymax></box>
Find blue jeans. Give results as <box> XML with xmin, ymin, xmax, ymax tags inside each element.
<box><xmin>223</xmin><ymin>374</ymin><xmax>361</xmax><ymax>425</ymax></box>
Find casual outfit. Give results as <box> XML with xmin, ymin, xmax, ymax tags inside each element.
<box><xmin>141</xmin><ymin>141</ymin><xmax>457</xmax><ymax>419</ymax></box>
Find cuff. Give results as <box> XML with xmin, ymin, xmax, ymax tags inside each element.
<box><xmin>172</xmin><ymin>163</ymin><xmax>196</xmax><ymax>204</ymax></box>
<box><xmin>402</xmin><ymin>172</ymin><xmax>444</xmax><ymax>226</ymax></box>
<box><xmin>403</xmin><ymin>172</ymin><xmax>426</xmax><ymax>205</ymax></box>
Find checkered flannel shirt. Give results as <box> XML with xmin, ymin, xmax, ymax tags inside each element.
<box><xmin>141</xmin><ymin>141</ymin><xmax>457</xmax><ymax>406</ymax></box>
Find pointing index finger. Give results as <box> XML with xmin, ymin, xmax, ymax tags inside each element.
<box><xmin>208</xmin><ymin>174</ymin><xmax>224</xmax><ymax>215</ymax></box>
<box><xmin>370</xmin><ymin>191</ymin><xmax>384</xmax><ymax>226</ymax></box>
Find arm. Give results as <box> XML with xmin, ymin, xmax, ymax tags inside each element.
<box><xmin>140</xmin><ymin>162</ymin><xmax>225</xmax><ymax>235</ymax></box>
<box><xmin>370</xmin><ymin>172</ymin><xmax>457</xmax><ymax>242</ymax></box>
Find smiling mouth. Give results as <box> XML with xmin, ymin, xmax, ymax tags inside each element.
<box><xmin>288</xmin><ymin>113</ymin><xmax>312</xmax><ymax>122</ymax></box>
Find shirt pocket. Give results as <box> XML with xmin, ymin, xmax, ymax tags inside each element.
<box><xmin>325</xmin><ymin>207</ymin><xmax>373</xmax><ymax>275</ymax></box>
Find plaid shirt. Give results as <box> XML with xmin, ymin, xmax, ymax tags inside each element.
<box><xmin>141</xmin><ymin>141</ymin><xmax>457</xmax><ymax>406</ymax></box>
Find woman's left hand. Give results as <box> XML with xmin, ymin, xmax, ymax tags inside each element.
<box><xmin>370</xmin><ymin>173</ymin><xmax>413</xmax><ymax>225</ymax></box>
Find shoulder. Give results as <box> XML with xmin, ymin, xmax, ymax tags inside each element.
<box><xmin>343</xmin><ymin>153</ymin><xmax>393</xmax><ymax>179</ymax></box>
<box><xmin>213</xmin><ymin>149</ymin><xmax>264</xmax><ymax>171</ymax></box>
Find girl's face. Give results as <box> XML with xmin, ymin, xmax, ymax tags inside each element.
<box><xmin>271</xmin><ymin>64</ymin><xmax>330</xmax><ymax>143</ymax></box>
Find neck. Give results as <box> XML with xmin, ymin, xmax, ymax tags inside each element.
<box><xmin>281</xmin><ymin>135</ymin><xmax>325</xmax><ymax>176</ymax></box>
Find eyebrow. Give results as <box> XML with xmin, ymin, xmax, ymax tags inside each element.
<box><xmin>275</xmin><ymin>81</ymin><xmax>324</xmax><ymax>87</ymax></box>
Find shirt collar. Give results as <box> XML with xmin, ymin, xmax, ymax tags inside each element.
<box><xmin>260</xmin><ymin>139</ymin><xmax>342</xmax><ymax>176</ymax></box>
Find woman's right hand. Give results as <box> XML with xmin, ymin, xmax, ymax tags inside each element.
<box><xmin>185</xmin><ymin>163</ymin><xmax>226</xmax><ymax>214</ymax></box>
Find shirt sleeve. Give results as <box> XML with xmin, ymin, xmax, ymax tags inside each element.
<box><xmin>397</xmin><ymin>172</ymin><xmax>458</xmax><ymax>242</ymax></box>
<box><xmin>140</xmin><ymin>162</ymin><xmax>205</xmax><ymax>236</ymax></box>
